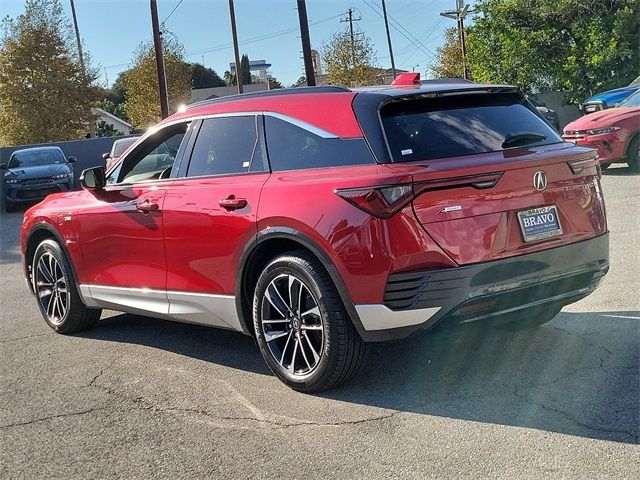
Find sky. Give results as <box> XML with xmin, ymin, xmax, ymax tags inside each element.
<box><xmin>0</xmin><ymin>0</ymin><xmax>471</xmax><ymax>88</ymax></box>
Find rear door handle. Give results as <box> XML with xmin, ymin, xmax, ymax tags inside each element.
<box><xmin>219</xmin><ymin>195</ymin><xmax>247</xmax><ymax>211</ymax></box>
<box><xmin>136</xmin><ymin>201</ymin><xmax>159</xmax><ymax>213</ymax></box>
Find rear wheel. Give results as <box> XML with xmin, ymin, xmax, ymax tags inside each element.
<box><xmin>32</xmin><ymin>239</ymin><xmax>101</xmax><ymax>334</ymax></box>
<box><xmin>253</xmin><ymin>251</ymin><xmax>367</xmax><ymax>392</ymax></box>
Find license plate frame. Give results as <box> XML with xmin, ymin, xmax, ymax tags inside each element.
<box><xmin>517</xmin><ymin>205</ymin><xmax>563</xmax><ymax>243</ymax></box>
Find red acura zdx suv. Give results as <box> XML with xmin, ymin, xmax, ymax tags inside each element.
<box><xmin>21</xmin><ymin>74</ymin><xmax>609</xmax><ymax>392</ymax></box>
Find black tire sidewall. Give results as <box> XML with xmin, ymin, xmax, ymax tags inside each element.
<box><xmin>252</xmin><ymin>255</ymin><xmax>341</xmax><ymax>390</ymax></box>
<box><xmin>33</xmin><ymin>239</ymin><xmax>77</xmax><ymax>332</ymax></box>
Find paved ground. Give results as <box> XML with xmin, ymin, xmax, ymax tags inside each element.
<box><xmin>1</xmin><ymin>165</ymin><xmax>638</xmax><ymax>479</ymax></box>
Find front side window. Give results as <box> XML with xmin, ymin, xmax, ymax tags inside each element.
<box><xmin>381</xmin><ymin>92</ymin><xmax>562</xmax><ymax>162</ymax></box>
<box><xmin>187</xmin><ymin>116</ymin><xmax>263</xmax><ymax>177</ymax></box>
<box><xmin>264</xmin><ymin>116</ymin><xmax>374</xmax><ymax>171</ymax></box>
<box><xmin>110</xmin><ymin>123</ymin><xmax>188</xmax><ymax>184</ymax></box>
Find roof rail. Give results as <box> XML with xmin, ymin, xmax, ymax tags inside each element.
<box><xmin>421</xmin><ymin>78</ymin><xmax>475</xmax><ymax>84</ymax></box>
<box><xmin>187</xmin><ymin>85</ymin><xmax>352</xmax><ymax>110</ymax></box>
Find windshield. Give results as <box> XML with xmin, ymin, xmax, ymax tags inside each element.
<box><xmin>112</xmin><ymin>137</ymin><xmax>138</xmax><ymax>157</ymax></box>
<box><xmin>619</xmin><ymin>90</ymin><xmax>640</xmax><ymax>107</ymax></box>
<box><xmin>381</xmin><ymin>92</ymin><xmax>562</xmax><ymax>162</ymax></box>
<box><xmin>8</xmin><ymin>149</ymin><xmax>65</xmax><ymax>168</ymax></box>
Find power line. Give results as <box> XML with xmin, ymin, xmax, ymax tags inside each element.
<box><xmin>360</xmin><ymin>0</ymin><xmax>437</xmax><ymax>63</ymax></box>
<box><xmin>162</xmin><ymin>0</ymin><xmax>184</xmax><ymax>24</ymax></box>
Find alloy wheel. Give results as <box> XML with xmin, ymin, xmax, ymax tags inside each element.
<box><xmin>260</xmin><ymin>273</ymin><xmax>324</xmax><ymax>376</ymax></box>
<box><xmin>35</xmin><ymin>252</ymin><xmax>68</xmax><ymax>325</ymax></box>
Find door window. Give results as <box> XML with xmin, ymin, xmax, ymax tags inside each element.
<box><xmin>109</xmin><ymin>122</ymin><xmax>189</xmax><ymax>184</ymax></box>
<box><xmin>187</xmin><ymin>116</ymin><xmax>265</xmax><ymax>177</ymax></box>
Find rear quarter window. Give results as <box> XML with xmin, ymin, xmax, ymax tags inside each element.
<box><xmin>264</xmin><ymin>116</ymin><xmax>374</xmax><ymax>171</ymax></box>
<box><xmin>381</xmin><ymin>92</ymin><xmax>562</xmax><ymax>162</ymax></box>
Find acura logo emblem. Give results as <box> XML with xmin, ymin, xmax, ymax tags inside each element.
<box><xmin>533</xmin><ymin>171</ymin><xmax>547</xmax><ymax>191</ymax></box>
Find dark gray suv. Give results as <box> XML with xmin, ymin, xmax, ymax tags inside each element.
<box><xmin>1</xmin><ymin>146</ymin><xmax>76</xmax><ymax>212</ymax></box>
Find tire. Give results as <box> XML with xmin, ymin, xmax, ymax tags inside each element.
<box><xmin>32</xmin><ymin>239</ymin><xmax>101</xmax><ymax>334</ymax></box>
<box><xmin>497</xmin><ymin>305</ymin><xmax>561</xmax><ymax>331</ymax></box>
<box><xmin>626</xmin><ymin>136</ymin><xmax>639</xmax><ymax>173</ymax></box>
<box><xmin>4</xmin><ymin>201</ymin><xmax>17</xmax><ymax>213</ymax></box>
<box><xmin>252</xmin><ymin>251</ymin><xmax>368</xmax><ymax>392</ymax></box>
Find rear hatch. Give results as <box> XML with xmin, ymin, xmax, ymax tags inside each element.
<box><xmin>379</xmin><ymin>91</ymin><xmax>607</xmax><ymax>265</ymax></box>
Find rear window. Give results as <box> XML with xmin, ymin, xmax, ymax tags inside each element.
<box><xmin>265</xmin><ymin>116</ymin><xmax>374</xmax><ymax>171</ymax></box>
<box><xmin>381</xmin><ymin>92</ymin><xmax>562</xmax><ymax>162</ymax></box>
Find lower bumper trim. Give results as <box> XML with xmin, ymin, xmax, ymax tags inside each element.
<box><xmin>355</xmin><ymin>304</ymin><xmax>440</xmax><ymax>331</ymax></box>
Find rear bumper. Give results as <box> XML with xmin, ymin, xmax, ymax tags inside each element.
<box><xmin>355</xmin><ymin>234</ymin><xmax>609</xmax><ymax>341</ymax></box>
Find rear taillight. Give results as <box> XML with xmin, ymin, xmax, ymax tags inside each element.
<box><xmin>336</xmin><ymin>172</ymin><xmax>503</xmax><ymax>219</ymax></box>
<box><xmin>567</xmin><ymin>155</ymin><xmax>600</xmax><ymax>176</ymax></box>
<box><xmin>335</xmin><ymin>184</ymin><xmax>413</xmax><ymax>219</ymax></box>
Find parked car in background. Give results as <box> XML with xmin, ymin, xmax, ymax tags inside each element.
<box><xmin>21</xmin><ymin>75</ymin><xmax>609</xmax><ymax>392</ymax></box>
<box><xmin>581</xmin><ymin>75</ymin><xmax>640</xmax><ymax>114</ymax></box>
<box><xmin>563</xmin><ymin>90</ymin><xmax>640</xmax><ymax>171</ymax></box>
<box><xmin>1</xmin><ymin>146</ymin><xmax>75</xmax><ymax>212</ymax></box>
<box><xmin>528</xmin><ymin>96</ymin><xmax>561</xmax><ymax>131</ymax></box>
<box><xmin>102</xmin><ymin>136</ymin><xmax>140</xmax><ymax>169</ymax></box>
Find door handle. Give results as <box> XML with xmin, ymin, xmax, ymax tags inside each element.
<box><xmin>136</xmin><ymin>200</ymin><xmax>159</xmax><ymax>213</ymax></box>
<box><xmin>219</xmin><ymin>195</ymin><xmax>247</xmax><ymax>211</ymax></box>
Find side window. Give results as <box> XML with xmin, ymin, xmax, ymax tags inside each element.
<box><xmin>110</xmin><ymin>123</ymin><xmax>188</xmax><ymax>184</ymax></box>
<box><xmin>264</xmin><ymin>116</ymin><xmax>374</xmax><ymax>171</ymax></box>
<box><xmin>187</xmin><ymin>116</ymin><xmax>263</xmax><ymax>177</ymax></box>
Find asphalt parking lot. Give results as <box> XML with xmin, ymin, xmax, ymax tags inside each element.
<box><xmin>1</xmin><ymin>165</ymin><xmax>638</xmax><ymax>479</ymax></box>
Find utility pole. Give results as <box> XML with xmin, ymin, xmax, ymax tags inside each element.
<box><xmin>381</xmin><ymin>0</ymin><xmax>396</xmax><ymax>79</ymax></box>
<box><xmin>340</xmin><ymin>8</ymin><xmax>361</xmax><ymax>67</ymax></box>
<box><xmin>440</xmin><ymin>0</ymin><xmax>470</xmax><ymax>80</ymax></box>
<box><xmin>228</xmin><ymin>0</ymin><xmax>243</xmax><ymax>94</ymax></box>
<box><xmin>69</xmin><ymin>0</ymin><xmax>84</xmax><ymax>72</ymax></box>
<box><xmin>150</xmin><ymin>0</ymin><xmax>169</xmax><ymax>118</ymax></box>
<box><xmin>296</xmin><ymin>0</ymin><xmax>316</xmax><ymax>86</ymax></box>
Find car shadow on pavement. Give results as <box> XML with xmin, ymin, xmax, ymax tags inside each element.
<box><xmin>81</xmin><ymin>309</ymin><xmax>639</xmax><ymax>445</ymax></box>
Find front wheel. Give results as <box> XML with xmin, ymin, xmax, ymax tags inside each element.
<box><xmin>253</xmin><ymin>251</ymin><xmax>367</xmax><ymax>392</ymax></box>
<box><xmin>626</xmin><ymin>137</ymin><xmax>639</xmax><ymax>173</ymax></box>
<box><xmin>32</xmin><ymin>239</ymin><xmax>101</xmax><ymax>334</ymax></box>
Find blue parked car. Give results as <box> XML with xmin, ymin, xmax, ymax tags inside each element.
<box><xmin>582</xmin><ymin>75</ymin><xmax>640</xmax><ymax>114</ymax></box>
<box><xmin>0</xmin><ymin>146</ymin><xmax>76</xmax><ymax>212</ymax></box>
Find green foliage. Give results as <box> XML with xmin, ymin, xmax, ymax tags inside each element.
<box><xmin>240</xmin><ymin>54</ymin><xmax>252</xmax><ymax>85</ymax></box>
<box><xmin>0</xmin><ymin>0</ymin><xmax>99</xmax><ymax>145</ymax></box>
<box><xmin>98</xmin><ymin>98</ymin><xmax>127</xmax><ymax>122</ymax></box>
<box><xmin>322</xmin><ymin>30</ymin><xmax>379</xmax><ymax>87</ymax></box>
<box><xmin>430</xmin><ymin>27</ymin><xmax>466</xmax><ymax>79</ymax></box>
<box><xmin>467</xmin><ymin>0</ymin><xmax>640</xmax><ymax>103</ymax></box>
<box><xmin>190</xmin><ymin>63</ymin><xmax>225</xmax><ymax>89</ymax></box>
<box><xmin>123</xmin><ymin>36</ymin><xmax>191</xmax><ymax>130</ymax></box>
<box><xmin>269</xmin><ymin>77</ymin><xmax>284</xmax><ymax>89</ymax></box>
<box><xmin>95</xmin><ymin>120</ymin><xmax>123</xmax><ymax>137</ymax></box>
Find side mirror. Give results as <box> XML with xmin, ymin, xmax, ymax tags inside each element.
<box><xmin>0</xmin><ymin>163</ymin><xmax>6</xmax><ymax>170</ymax></box>
<box><xmin>79</xmin><ymin>166</ymin><xmax>105</xmax><ymax>192</ymax></box>
<box><xmin>67</xmin><ymin>156</ymin><xmax>77</xmax><ymax>163</ymax></box>
<box><xmin>102</xmin><ymin>152</ymin><xmax>111</xmax><ymax>160</ymax></box>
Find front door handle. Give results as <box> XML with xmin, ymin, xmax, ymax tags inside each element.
<box><xmin>136</xmin><ymin>200</ymin><xmax>159</xmax><ymax>213</ymax></box>
<box><xmin>219</xmin><ymin>195</ymin><xmax>247</xmax><ymax>211</ymax></box>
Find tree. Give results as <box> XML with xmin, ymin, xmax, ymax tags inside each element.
<box><xmin>467</xmin><ymin>0</ymin><xmax>639</xmax><ymax>104</ymax></box>
<box><xmin>269</xmin><ymin>77</ymin><xmax>284</xmax><ymax>89</ymax></box>
<box><xmin>95</xmin><ymin>120</ymin><xmax>123</xmax><ymax>137</ymax></box>
<box><xmin>190</xmin><ymin>63</ymin><xmax>225</xmax><ymax>89</ymax></box>
<box><xmin>430</xmin><ymin>27</ymin><xmax>466</xmax><ymax>79</ymax></box>
<box><xmin>0</xmin><ymin>0</ymin><xmax>99</xmax><ymax>145</ymax></box>
<box><xmin>322</xmin><ymin>30</ymin><xmax>378</xmax><ymax>87</ymax></box>
<box><xmin>239</xmin><ymin>54</ymin><xmax>252</xmax><ymax>84</ymax></box>
<box><xmin>123</xmin><ymin>37</ymin><xmax>191</xmax><ymax>130</ymax></box>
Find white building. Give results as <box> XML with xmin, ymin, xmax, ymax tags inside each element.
<box><xmin>92</xmin><ymin>108</ymin><xmax>132</xmax><ymax>135</ymax></box>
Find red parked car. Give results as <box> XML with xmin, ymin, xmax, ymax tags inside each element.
<box><xmin>21</xmin><ymin>74</ymin><xmax>609</xmax><ymax>392</ymax></box>
<box><xmin>563</xmin><ymin>90</ymin><xmax>640</xmax><ymax>171</ymax></box>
